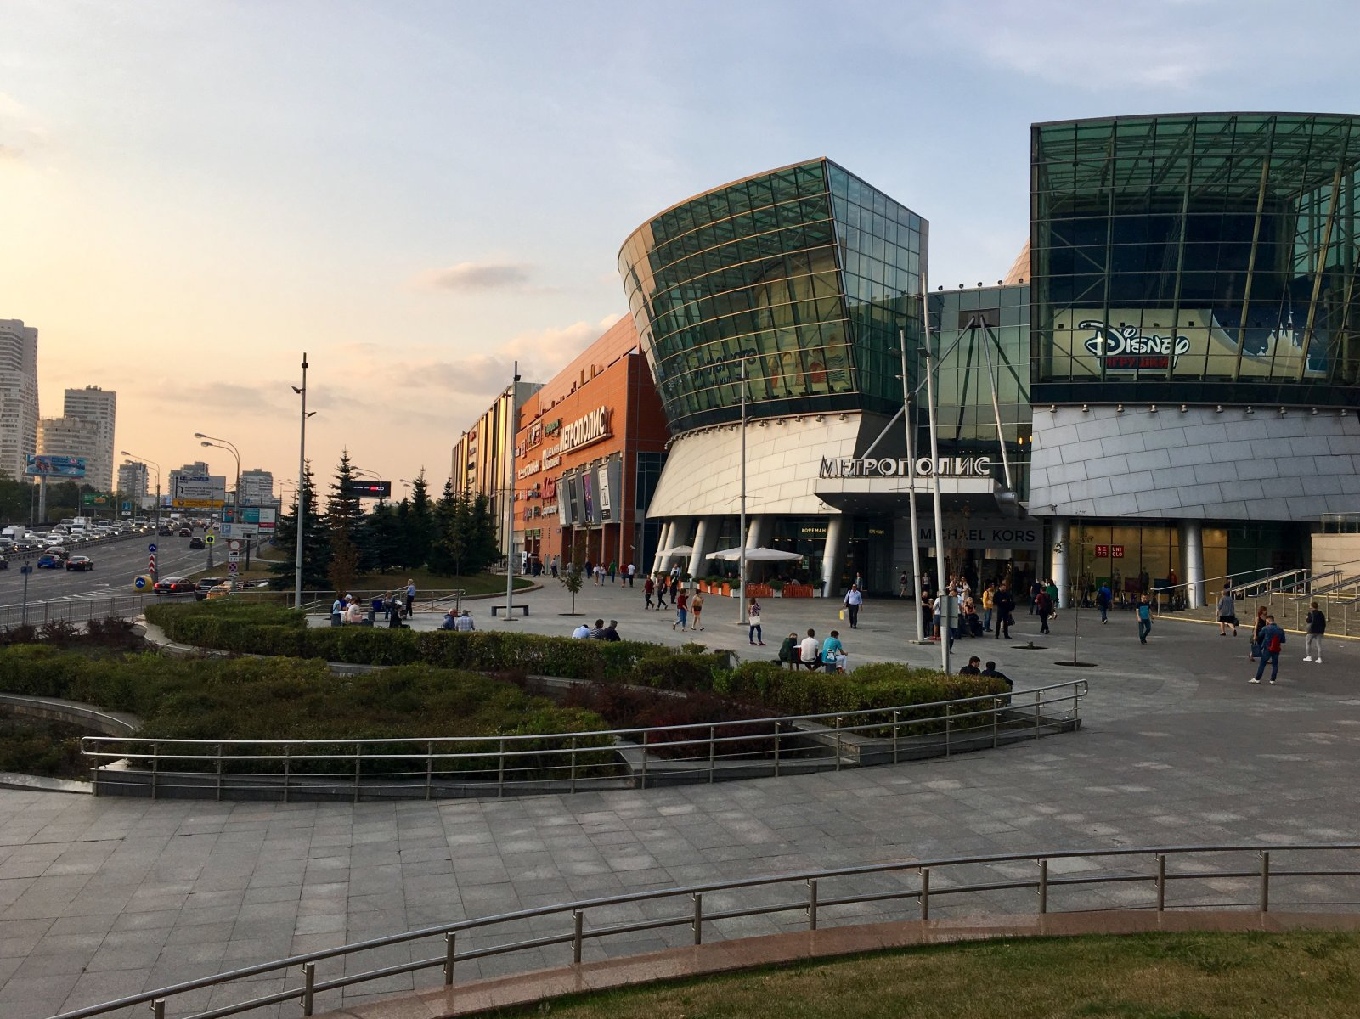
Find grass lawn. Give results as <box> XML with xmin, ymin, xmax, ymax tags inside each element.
<box><xmin>479</xmin><ymin>932</ymin><xmax>1360</xmax><ymax>1018</ymax></box>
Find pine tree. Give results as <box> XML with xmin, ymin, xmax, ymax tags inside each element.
<box><xmin>271</xmin><ymin>461</ymin><xmax>330</xmax><ymax>590</ymax></box>
<box><xmin>408</xmin><ymin>469</ymin><xmax>435</xmax><ymax>568</ymax></box>
<box><xmin>426</xmin><ymin>479</ymin><xmax>462</xmax><ymax>576</ymax></box>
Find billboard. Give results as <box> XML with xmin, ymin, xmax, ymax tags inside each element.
<box><xmin>26</xmin><ymin>454</ymin><xmax>87</xmax><ymax>478</ymax></box>
<box><xmin>173</xmin><ymin>474</ymin><xmax>227</xmax><ymax>509</ymax></box>
<box><xmin>222</xmin><ymin>506</ymin><xmax>277</xmax><ymax>532</ymax></box>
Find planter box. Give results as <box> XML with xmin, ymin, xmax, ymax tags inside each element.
<box><xmin>783</xmin><ymin>584</ymin><xmax>816</xmax><ymax>598</ymax></box>
<box><xmin>746</xmin><ymin>583</ymin><xmax>774</xmax><ymax>598</ymax></box>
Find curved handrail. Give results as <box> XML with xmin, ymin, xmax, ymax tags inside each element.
<box><xmin>47</xmin><ymin>841</ymin><xmax>1360</xmax><ymax>1019</ymax></box>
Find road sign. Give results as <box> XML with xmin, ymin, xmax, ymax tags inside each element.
<box><xmin>205</xmin><ymin>534</ymin><xmax>216</xmax><ymax>545</ymax></box>
<box><xmin>134</xmin><ymin>576</ymin><xmax>147</xmax><ymax>589</ymax></box>
<box><xmin>148</xmin><ymin>543</ymin><xmax>157</xmax><ymax>553</ymax></box>
<box><xmin>228</xmin><ymin>552</ymin><xmax>240</xmax><ymax>562</ymax></box>
<box><xmin>230</xmin><ymin>540</ymin><xmax>242</xmax><ymax>551</ymax></box>
<box><xmin>228</xmin><ymin>562</ymin><xmax>239</xmax><ymax>574</ymax></box>
<box><xmin>19</xmin><ymin>564</ymin><xmax>31</xmax><ymax>575</ymax></box>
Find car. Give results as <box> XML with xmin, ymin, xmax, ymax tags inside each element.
<box><xmin>178</xmin><ymin>528</ymin><xmax>192</xmax><ymax>538</ymax></box>
<box><xmin>205</xmin><ymin>581</ymin><xmax>237</xmax><ymax>600</ymax></box>
<box><xmin>0</xmin><ymin>555</ymin><xmax>8</xmax><ymax>570</ymax></box>
<box><xmin>65</xmin><ymin>555</ymin><xmax>94</xmax><ymax>571</ymax></box>
<box><xmin>153</xmin><ymin>576</ymin><xmax>195</xmax><ymax>595</ymax></box>
<box><xmin>158</xmin><ymin>526</ymin><xmax>173</xmax><ymax>536</ymax></box>
<box><xmin>194</xmin><ymin>577</ymin><xmax>225</xmax><ymax>600</ymax></box>
<box><xmin>36</xmin><ymin>551</ymin><xmax>66</xmax><ymax>568</ymax></box>
<box><xmin>188</xmin><ymin>536</ymin><xmax>206</xmax><ymax>549</ymax></box>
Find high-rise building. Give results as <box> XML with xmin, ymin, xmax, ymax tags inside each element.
<box><xmin>0</xmin><ymin>320</ymin><xmax>40</xmax><ymax>482</ymax></box>
<box><xmin>62</xmin><ymin>386</ymin><xmax>116</xmax><ymax>491</ymax></box>
<box><xmin>39</xmin><ymin>417</ymin><xmax>101</xmax><ymax>484</ymax></box>
<box><xmin>117</xmin><ymin>460</ymin><xmax>149</xmax><ymax>505</ymax></box>
<box><xmin>240</xmin><ymin>469</ymin><xmax>274</xmax><ymax>506</ymax></box>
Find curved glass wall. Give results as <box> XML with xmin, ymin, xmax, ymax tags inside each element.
<box><xmin>1032</xmin><ymin>113</ymin><xmax>1360</xmax><ymax>406</ymax></box>
<box><xmin>619</xmin><ymin>159</ymin><xmax>924</xmax><ymax>434</ymax></box>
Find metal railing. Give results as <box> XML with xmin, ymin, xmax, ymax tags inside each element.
<box><xmin>0</xmin><ymin>592</ymin><xmax>151</xmax><ymax>632</ymax></box>
<box><xmin>48</xmin><ymin>842</ymin><xmax>1360</xmax><ymax>1019</ymax></box>
<box><xmin>81</xmin><ymin>680</ymin><xmax>1087</xmax><ymax>801</ymax></box>
<box><xmin>286</xmin><ymin>588</ymin><xmax>468</xmax><ymax>613</ymax></box>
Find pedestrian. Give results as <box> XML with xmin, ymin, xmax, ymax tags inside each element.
<box><xmin>980</xmin><ymin>660</ymin><xmax>1014</xmax><ymax>694</ymax></box>
<box><xmin>1217</xmin><ymin>584</ymin><xmax>1238</xmax><ymax>636</ymax></box>
<box><xmin>1045</xmin><ymin>578</ymin><xmax>1059</xmax><ymax>619</ymax></box>
<box><xmin>655</xmin><ymin>575</ymin><xmax>668</xmax><ymax>610</ymax></box>
<box><xmin>1251</xmin><ymin>614</ymin><xmax>1286</xmax><ymax>684</ymax></box>
<box><xmin>1304</xmin><ymin>601</ymin><xmax>1326</xmax><ymax>663</ymax></box>
<box><xmin>602</xmin><ymin>619</ymin><xmax>621</xmax><ymax>641</ymax></box>
<box><xmin>673</xmin><ymin>589</ymin><xmax>688</xmax><ymax>630</ymax></box>
<box><xmin>843</xmin><ymin>584</ymin><xmax>863</xmax><ymax>628</ymax></box>
<box><xmin>778</xmin><ymin>632</ymin><xmax>799</xmax><ymax>669</ymax></box>
<box><xmin>405</xmin><ymin>578</ymin><xmax>416</xmax><ymax>617</ymax></box>
<box><xmin>644</xmin><ymin>575</ymin><xmax>655</xmax><ymax>610</ymax></box>
<box><xmin>799</xmin><ymin>628</ymin><xmax>821</xmax><ymax>671</ymax></box>
<box><xmin>607</xmin><ymin>560</ymin><xmax>617</xmax><ymax>583</ymax></box>
<box><xmin>440</xmin><ymin>609</ymin><xmax>457</xmax><ymax>630</ymax></box>
<box><xmin>454</xmin><ymin>609</ymin><xmax>475</xmax><ymax>631</ymax></box>
<box><xmin>1035</xmin><ymin>585</ymin><xmax>1053</xmax><ymax>634</ymax></box>
<box><xmin>551</xmin><ymin>556</ymin><xmax>559</xmax><ymax>579</ymax></box>
<box><xmin>1250</xmin><ymin>605</ymin><xmax>1269</xmax><ymax>660</ymax></box>
<box><xmin>1096</xmin><ymin>581</ymin><xmax>1112</xmax><ymax>624</ymax></box>
<box><xmin>820</xmin><ymin>629</ymin><xmax>846</xmax><ymax>673</ymax></box>
<box><xmin>993</xmin><ymin>582</ymin><xmax>1015</xmax><ymax>640</ymax></box>
<box><xmin>330</xmin><ymin>595</ymin><xmax>344</xmax><ymax>627</ymax></box>
<box><xmin>627</xmin><ymin>563</ymin><xmax>636</xmax><ymax>587</ymax></box>
<box><xmin>981</xmin><ymin>582</ymin><xmax>995</xmax><ymax>634</ymax></box>
<box><xmin>1136</xmin><ymin>594</ymin><xmax>1152</xmax><ymax>644</ymax></box>
<box><xmin>899</xmin><ymin>571</ymin><xmax>910</xmax><ymax>598</ymax></box>
<box><xmin>1029</xmin><ymin>579</ymin><xmax>1042</xmax><ymax>614</ymax></box>
<box><xmin>747</xmin><ymin>597</ymin><xmax>763</xmax><ymax>645</ymax></box>
<box><xmin>959</xmin><ymin>655</ymin><xmax>982</xmax><ymax>675</ymax></box>
<box><xmin>387</xmin><ymin>590</ymin><xmax>403</xmax><ymax>622</ymax></box>
<box><xmin>690</xmin><ymin>590</ymin><xmax>705</xmax><ymax>630</ymax></box>
<box><xmin>669</xmin><ymin>575</ymin><xmax>680</xmax><ymax>603</ymax></box>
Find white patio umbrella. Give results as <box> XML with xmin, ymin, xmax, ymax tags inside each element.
<box><xmin>656</xmin><ymin>545</ymin><xmax>694</xmax><ymax>556</ymax></box>
<box><xmin>705</xmin><ymin>546</ymin><xmax>803</xmax><ymax>562</ymax></box>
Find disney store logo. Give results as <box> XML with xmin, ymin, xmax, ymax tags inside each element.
<box><xmin>1080</xmin><ymin>320</ymin><xmax>1192</xmax><ymax>370</ymax></box>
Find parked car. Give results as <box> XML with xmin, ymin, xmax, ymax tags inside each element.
<box><xmin>188</xmin><ymin>536</ymin><xmax>206</xmax><ymax>550</ymax></box>
<box><xmin>65</xmin><ymin>555</ymin><xmax>94</xmax><ymax>571</ymax></box>
<box><xmin>194</xmin><ymin>577</ymin><xmax>225</xmax><ymax>600</ymax></box>
<box><xmin>205</xmin><ymin>581</ymin><xmax>237</xmax><ymax>600</ymax></box>
<box><xmin>153</xmin><ymin>576</ymin><xmax>195</xmax><ymax>595</ymax></box>
<box><xmin>36</xmin><ymin>551</ymin><xmax>66</xmax><ymax>568</ymax></box>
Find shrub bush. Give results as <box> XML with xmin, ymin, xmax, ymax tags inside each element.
<box><xmin>720</xmin><ymin>659</ymin><xmax>1007</xmax><ymax>716</ymax></box>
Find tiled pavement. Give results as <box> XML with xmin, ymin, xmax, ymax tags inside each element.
<box><xmin>4</xmin><ymin>583</ymin><xmax>1359</xmax><ymax>1017</ymax></box>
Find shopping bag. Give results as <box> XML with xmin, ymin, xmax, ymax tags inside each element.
<box><xmin>838</xmin><ymin>609</ymin><xmax>845</xmax><ymax>621</ymax></box>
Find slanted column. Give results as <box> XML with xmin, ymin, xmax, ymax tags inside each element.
<box><xmin>1184</xmin><ymin>521</ymin><xmax>1204</xmax><ymax>609</ymax></box>
<box><xmin>821</xmin><ymin>515</ymin><xmax>847</xmax><ymax>599</ymax></box>
<box><xmin>687</xmin><ymin>517</ymin><xmax>718</xmax><ymax>582</ymax></box>
<box><xmin>745</xmin><ymin>516</ymin><xmax>769</xmax><ymax>549</ymax></box>
<box><xmin>1052</xmin><ymin>518</ymin><xmax>1070</xmax><ymax>609</ymax></box>
<box><xmin>651</xmin><ymin>520</ymin><xmax>674</xmax><ymax>574</ymax></box>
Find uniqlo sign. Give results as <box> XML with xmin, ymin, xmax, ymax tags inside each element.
<box><xmin>1111</xmin><ymin>544</ymin><xmax>1126</xmax><ymax>558</ymax></box>
<box><xmin>1094</xmin><ymin>544</ymin><xmax>1109</xmax><ymax>558</ymax></box>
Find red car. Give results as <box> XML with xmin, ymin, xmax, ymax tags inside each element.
<box><xmin>153</xmin><ymin>576</ymin><xmax>195</xmax><ymax>595</ymax></box>
<box><xmin>64</xmin><ymin>555</ymin><xmax>94</xmax><ymax>571</ymax></box>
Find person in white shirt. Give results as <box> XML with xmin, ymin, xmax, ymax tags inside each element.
<box><xmin>572</xmin><ymin>622</ymin><xmax>592</xmax><ymax>638</ymax></box>
<box><xmin>799</xmin><ymin>628</ymin><xmax>822</xmax><ymax>671</ymax></box>
<box><xmin>454</xmin><ymin>610</ymin><xmax>475</xmax><ymax>632</ymax></box>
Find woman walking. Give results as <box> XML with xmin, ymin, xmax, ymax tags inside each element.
<box><xmin>747</xmin><ymin>597</ymin><xmax>764</xmax><ymax>645</ymax></box>
<box><xmin>1216</xmin><ymin>583</ymin><xmax>1238</xmax><ymax>636</ymax></box>
<box><xmin>1250</xmin><ymin>605</ymin><xmax>1269</xmax><ymax>660</ymax></box>
<box><xmin>690</xmin><ymin>590</ymin><xmax>705</xmax><ymax>631</ymax></box>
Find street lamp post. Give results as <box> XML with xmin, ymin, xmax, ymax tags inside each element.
<box><xmin>120</xmin><ymin>451</ymin><xmax>161</xmax><ymax>578</ymax></box>
<box><xmin>291</xmin><ymin>354</ymin><xmax>310</xmax><ymax>610</ymax></box>
<box><xmin>196</xmin><ymin>433</ymin><xmax>241</xmax><ymax>573</ymax></box>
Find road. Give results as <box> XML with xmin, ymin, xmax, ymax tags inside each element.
<box><xmin>0</xmin><ymin>530</ymin><xmax>239</xmax><ymax>610</ymax></box>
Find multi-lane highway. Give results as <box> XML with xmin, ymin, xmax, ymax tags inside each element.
<box><xmin>0</xmin><ymin>530</ymin><xmax>233</xmax><ymax>610</ymax></box>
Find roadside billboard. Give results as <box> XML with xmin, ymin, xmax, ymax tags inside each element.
<box><xmin>222</xmin><ymin>506</ymin><xmax>276</xmax><ymax>534</ymax></box>
<box><xmin>173</xmin><ymin>475</ymin><xmax>227</xmax><ymax>509</ymax></box>
<box><xmin>26</xmin><ymin>454</ymin><xmax>87</xmax><ymax>478</ymax></box>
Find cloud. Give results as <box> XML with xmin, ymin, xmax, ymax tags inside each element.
<box><xmin>411</xmin><ymin>261</ymin><xmax>535</xmax><ymax>293</ymax></box>
<box><xmin>0</xmin><ymin>144</ymin><xmax>21</xmax><ymax>162</ymax></box>
<box><xmin>0</xmin><ymin>92</ymin><xmax>49</xmax><ymax>158</ymax></box>
<box><xmin>931</xmin><ymin>2</ymin><xmax>1224</xmax><ymax>91</ymax></box>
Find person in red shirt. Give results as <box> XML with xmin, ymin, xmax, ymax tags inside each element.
<box><xmin>673</xmin><ymin>589</ymin><xmax>689</xmax><ymax>630</ymax></box>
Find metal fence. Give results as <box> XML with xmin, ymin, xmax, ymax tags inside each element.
<box><xmin>49</xmin><ymin>842</ymin><xmax>1360</xmax><ymax>1019</ymax></box>
<box><xmin>0</xmin><ymin>592</ymin><xmax>151</xmax><ymax>631</ymax></box>
<box><xmin>81</xmin><ymin>680</ymin><xmax>1087</xmax><ymax>802</ymax></box>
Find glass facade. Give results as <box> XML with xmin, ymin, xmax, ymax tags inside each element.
<box><xmin>619</xmin><ymin>159</ymin><xmax>924</xmax><ymax>434</ymax></box>
<box><xmin>927</xmin><ymin>284</ymin><xmax>1032</xmax><ymax>494</ymax></box>
<box><xmin>1032</xmin><ymin>113</ymin><xmax>1360</xmax><ymax>407</ymax></box>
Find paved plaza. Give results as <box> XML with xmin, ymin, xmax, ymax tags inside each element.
<box><xmin>3</xmin><ymin>582</ymin><xmax>1360</xmax><ymax>1017</ymax></box>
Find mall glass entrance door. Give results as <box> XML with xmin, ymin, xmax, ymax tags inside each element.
<box><xmin>844</xmin><ymin>520</ymin><xmax>894</xmax><ymax>594</ymax></box>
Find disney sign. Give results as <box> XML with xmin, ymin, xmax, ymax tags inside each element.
<box><xmin>1081</xmin><ymin>320</ymin><xmax>1191</xmax><ymax>371</ymax></box>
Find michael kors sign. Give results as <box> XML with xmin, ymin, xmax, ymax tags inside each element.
<box><xmin>819</xmin><ymin>455</ymin><xmax>994</xmax><ymax>479</ymax></box>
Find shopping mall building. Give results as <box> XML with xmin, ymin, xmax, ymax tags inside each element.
<box><xmin>611</xmin><ymin>112</ymin><xmax>1360</xmax><ymax>606</ymax></box>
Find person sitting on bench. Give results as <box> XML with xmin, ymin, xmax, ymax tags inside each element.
<box><xmin>799</xmin><ymin>628</ymin><xmax>822</xmax><ymax>671</ymax></box>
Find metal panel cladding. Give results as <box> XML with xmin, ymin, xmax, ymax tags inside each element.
<box><xmin>1032</xmin><ymin>113</ymin><xmax>1360</xmax><ymax>406</ymax></box>
<box><xmin>619</xmin><ymin>159</ymin><xmax>926</xmax><ymax>435</ymax></box>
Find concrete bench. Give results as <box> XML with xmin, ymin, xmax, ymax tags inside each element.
<box><xmin>490</xmin><ymin>604</ymin><xmax>530</xmax><ymax>617</ymax></box>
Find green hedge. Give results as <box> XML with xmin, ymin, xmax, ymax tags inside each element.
<box><xmin>145</xmin><ymin>601</ymin><xmax>732</xmax><ymax>684</ymax></box>
<box><xmin>717</xmin><ymin>660</ymin><xmax>1008</xmax><ymax>717</ymax></box>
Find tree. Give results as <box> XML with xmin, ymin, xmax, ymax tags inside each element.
<box><xmin>407</xmin><ymin>469</ymin><xmax>435</xmax><ymax>567</ymax></box>
<box><xmin>327</xmin><ymin>519</ymin><xmax>360</xmax><ymax>597</ymax></box>
<box><xmin>559</xmin><ymin>561</ymin><xmax>584</xmax><ymax>614</ymax></box>
<box><xmin>426</xmin><ymin>480</ymin><xmax>463</xmax><ymax>576</ymax></box>
<box><xmin>271</xmin><ymin>461</ymin><xmax>329</xmax><ymax>590</ymax></box>
<box><xmin>359</xmin><ymin>500</ymin><xmax>403</xmax><ymax>573</ymax></box>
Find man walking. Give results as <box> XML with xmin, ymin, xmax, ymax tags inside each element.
<box><xmin>644</xmin><ymin>574</ymin><xmax>655</xmax><ymax>610</ymax></box>
<box><xmin>1096</xmin><ymin>581</ymin><xmax>1112</xmax><ymax>624</ymax></box>
<box><xmin>673</xmin><ymin>589</ymin><xmax>688</xmax><ymax>631</ymax></box>
<box><xmin>1136</xmin><ymin>594</ymin><xmax>1152</xmax><ymax>644</ymax></box>
<box><xmin>1034</xmin><ymin>585</ymin><xmax>1053</xmax><ymax>635</ymax></box>
<box><xmin>993</xmin><ymin>582</ymin><xmax>1015</xmax><ymax>640</ymax></box>
<box><xmin>1304</xmin><ymin>601</ymin><xmax>1326</xmax><ymax>663</ymax></box>
<box><xmin>843</xmin><ymin>584</ymin><xmax>863</xmax><ymax>628</ymax></box>
<box><xmin>1251</xmin><ymin>614</ymin><xmax>1286</xmax><ymax>684</ymax></box>
<box><xmin>405</xmin><ymin>579</ymin><xmax>416</xmax><ymax>618</ymax></box>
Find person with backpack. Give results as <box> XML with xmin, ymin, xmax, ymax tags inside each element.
<box><xmin>1304</xmin><ymin>601</ymin><xmax>1326</xmax><ymax>663</ymax></box>
<box><xmin>1252</xmin><ymin>614</ymin><xmax>1286</xmax><ymax>684</ymax></box>
<box><xmin>1136</xmin><ymin>594</ymin><xmax>1152</xmax><ymax>644</ymax></box>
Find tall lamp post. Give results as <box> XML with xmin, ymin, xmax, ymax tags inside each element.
<box><xmin>120</xmin><ymin>451</ymin><xmax>162</xmax><ymax>539</ymax></box>
<box><xmin>196</xmin><ymin>433</ymin><xmax>240</xmax><ymax>572</ymax></box>
<box><xmin>291</xmin><ymin>354</ymin><xmax>310</xmax><ymax>610</ymax></box>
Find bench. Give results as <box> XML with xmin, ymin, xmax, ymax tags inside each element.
<box><xmin>490</xmin><ymin>604</ymin><xmax>530</xmax><ymax>617</ymax></box>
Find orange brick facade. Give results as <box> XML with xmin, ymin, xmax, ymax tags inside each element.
<box><xmin>512</xmin><ymin>318</ymin><xmax>670</xmax><ymax>573</ymax></box>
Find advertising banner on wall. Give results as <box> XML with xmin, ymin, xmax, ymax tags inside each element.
<box><xmin>26</xmin><ymin>454</ymin><xmax>87</xmax><ymax>477</ymax></box>
<box><xmin>1050</xmin><ymin>307</ymin><xmax>1327</xmax><ymax>378</ymax></box>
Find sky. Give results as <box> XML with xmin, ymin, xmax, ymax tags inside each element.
<box><xmin>2</xmin><ymin>0</ymin><xmax>1357</xmax><ymax>495</ymax></box>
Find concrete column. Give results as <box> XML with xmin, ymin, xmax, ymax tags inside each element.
<box><xmin>651</xmin><ymin>520</ymin><xmax>673</xmax><ymax>574</ymax></box>
<box><xmin>687</xmin><ymin>517</ymin><xmax>717</xmax><ymax>581</ymax></box>
<box><xmin>745</xmin><ymin>516</ymin><xmax>769</xmax><ymax>548</ymax></box>
<box><xmin>1051</xmin><ymin>518</ymin><xmax>1070</xmax><ymax>609</ymax></box>
<box><xmin>1184</xmin><ymin>520</ymin><xmax>1204</xmax><ymax>609</ymax></box>
<box><xmin>821</xmin><ymin>515</ymin><xmax>847</xmax><ymax>599</ymax></box>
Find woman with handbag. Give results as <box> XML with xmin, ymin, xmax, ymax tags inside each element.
<box><xmin>747</xmin><ymin>598</ymin><xmax>763</xmax><ymax>646</ymax></box>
